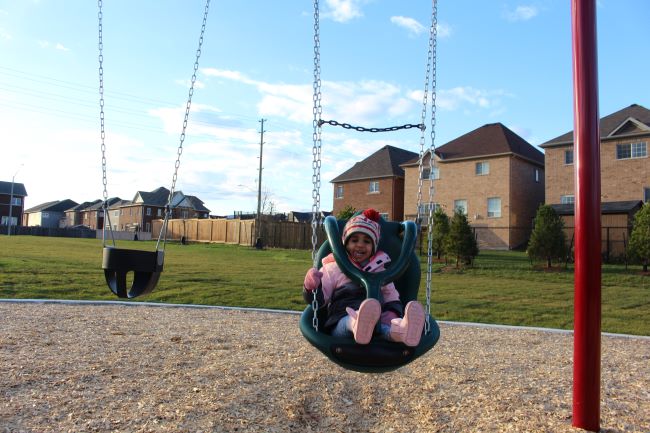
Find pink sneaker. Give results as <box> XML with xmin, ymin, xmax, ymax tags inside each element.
<box><xmin>346</xmin><ymin>299</ymin><xmax>381</xmax><ymax>345</ymax></box>
<box><xmin>389</xmin><ymin>301</ymin><xmax>425</xmax><ymax>347</ymax></box>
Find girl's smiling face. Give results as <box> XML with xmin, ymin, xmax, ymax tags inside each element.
<box><xmin>345</xmin><ymin>232</ymin><xmax>373</xmax><ymax>263</ymax></box>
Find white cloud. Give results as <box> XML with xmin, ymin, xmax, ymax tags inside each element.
<box><xmin>437</xmin><ymin>22</ymin><xmax>452</xmax><ymax>38</ymax></box>
<box><xmin>503</xmin><ymin>5</ymin><xmax>539</xmax><ymax>22</ymax></box>
<box><xmin>0</xmin><ymin>27</ymin><xmax>11</xmax><ymax>41</ymax></box>
<box><xmin>152</xmin><ymin>68</ymin><xmax>430</xmax><ymax>213</ymax></box>
<box><xmin>203</xmin><ymin>68</ymin><xmax>419</xmax><ymax>128</ymax></box>
<box><xmin>437</xmin><ymin>86</ymin><xmax>510</xmax><ymax>112</ymax></box>
<box><xmin>324</xmin><ymin>0</ymin><xmax>364</xmax><ymax>23</ymax></box>
<box><xmin>390</xmin><ymin>16</ymin><xmax>426</xmax><ymax>37</ymax></box>
<box><xmin>37</xmin><ymin>40</ymin><xmax>70</xmax><ymax>51</ymax></box>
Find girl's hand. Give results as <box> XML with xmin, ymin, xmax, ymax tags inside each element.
<box><xmin>304</xmin><ymin>268</ymin><xmax>323</xmax><ymax>292</ymax></box>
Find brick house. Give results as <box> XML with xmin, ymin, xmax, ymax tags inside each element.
<box><xmin>540</xmin><ymin>103</ymin><xmax>650</xmax><ymax>205</ymax></box>
<box><xmin>115</xmin><ymin>187</ymin><xmax>210</xmax><ymax>233</ymax></box>
<box><xmin>331</xmin><ymin>145</ymin><xmax>419</xmax><ymax>221</ymax></box>
<box><xmin>23</xmin><ymin>199</ymin><xmax>78</xmax><ymax>228</ymax></box>
<box><xmin>0</xmin><ymin>180</ymin><xmax>27</xmax><ymax>228</ymax></box>
<box><xmin>402</xmin><ymin>123</ymin><xmax>545</xmax><ymax>250</ymax></box>
<box><xmin>77</xmin><ymin>198</ymin><xmax>122</xmax><ymax>230</ymax></box>
<box><xmin>64</xmin><ymin>200</ymin><xmax>101</xmax><ymax>228</ymax></box>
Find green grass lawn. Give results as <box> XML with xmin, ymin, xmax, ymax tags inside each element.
<box><xmin>1</xmin><ymin>236</ymin><xmax>648</xmax><ymax>335</ymax></box>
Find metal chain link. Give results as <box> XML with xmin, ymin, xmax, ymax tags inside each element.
<box><xmin>310</xmin><ymin>0</ymin><xmax>323</xmax><ymax>332</ymax></box>
<box><xmin>415</xmin><ymin>0</ymin><xmax>438</xmax><ymax>334</ymax></box>
<box><xmin>155</xmin><ymin>0</ymin><xmax>210</xmax><ymax>251</ymax></box>
<box><xmin>424</xmin><ymin>0</ymin><xmax>438</xmax><ymax>334</ymax></box>
<box><xmin>98</xmin><ymin>0</ymin><xmax>115</xmax><ymax>248</ymax></box>
<box><xmin>99</xmin><ymin>0</ymin><xmax>210</xmax><ymax>252</ymax></box>
<box><xmin>319</xmin><ymin>119</ymin><xmax>424</xmax><ymax>133</ymax></box>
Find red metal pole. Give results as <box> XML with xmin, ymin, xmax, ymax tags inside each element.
<box><xmin>571</xmin><ymin>0</ymin><xmax>601</xmax><ymax>431</ymax></box>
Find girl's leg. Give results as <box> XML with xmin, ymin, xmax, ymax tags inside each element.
<box><xmin>332</xmin><ymin>316</ymin><xmax>352</xmax><ymax>338</ymax></box>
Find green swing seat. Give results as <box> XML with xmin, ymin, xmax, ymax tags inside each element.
<box><xmin>299</xmin><ymin>215</ymin><xmax>440</xmax><ymax>373</ymax></box>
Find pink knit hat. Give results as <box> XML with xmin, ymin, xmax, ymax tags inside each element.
<box><xmin>342</xmin><ymin>209</ymin><xmax>381</xmax><ymax>253</ymax></box>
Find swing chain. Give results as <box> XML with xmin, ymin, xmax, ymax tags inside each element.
<box><xmin>318</xmin><ymin>119</ymin><xmax>425</xmax><ymax>133</ymax></box>
<box><xmin>97</xmin><ymin>0</ymin><xmax>115</xmax><ymax>248</ymax></box>
<box><xmin>415</xmin><ymin>0</ymin><xmax>438</xmax><ymax>335</ymax></box>
<box><xmin>156</xmin><ymin>0</ymin><xmax>211</xmax><ymax>252</ymax></box>
<box><xmin>310</xmin><ymin>0</ymin><xmax>323</xmax><ymax>332</ymax></box>
<box><xmin>424</xmin><ymin>0</ymin><xmax>439</xmax><ymax>335</ymax></box>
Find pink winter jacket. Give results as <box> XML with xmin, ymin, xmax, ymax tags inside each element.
<box><xmin>318</xmin><ymin>251</ymin><xmax>401</xmax><ymax>305</ymax></box>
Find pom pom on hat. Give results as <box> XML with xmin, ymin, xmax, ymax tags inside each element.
<box><xmin>342</xmin><ymin>208</ymin><xmax>381</xmax><ymax>253</ymax></box>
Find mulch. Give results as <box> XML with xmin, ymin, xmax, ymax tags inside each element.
<box><xmin>1</xmin><ymin>301</ymin><xmax>648</xmax><ymax>433</ymax></box>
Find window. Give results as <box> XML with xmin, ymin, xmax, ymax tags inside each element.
<box><xmin>565</xmin><ymin>149</ymin><xmax>574</xmax><ymax>165</ymax></box>
<box><xmin>421</xmin><ymin>167</ymin><xmax>440</xmax><ymax>180</ymax></box>
<box><xmin>487</xmin><ymin>197</ymin><xmax>501</xmax><ymax>218</ymax></box>
<box><xmin>418</xmin><ymin>203</ymin><xmax>441</xmax><ymax>216</ymax></box>
<box><xmin>114</xmin><ymin>210</ymin><xmax>119</xmax><ymax>217</ymax></box>
<box><xmin>561</xmin><ymin>195</ymin><xmax>575</xmax><ymax>204</ymax></box>
<box><xmin>616</xmin><ymin>142</ymin><xmax>647</xmax><ymax>160</ymax></box>
<box><xmin>10</xmin><ymin>197</ymin><xmax>21</xmax><ymax>205</ymax></box>
<box><xmin>475</xmin><ymin>162</ymin><xmax>489</xmax><ymax>175</ymax></box>
<box><xmin>42</xmin><ymin>212</ymin><xmax>49</xmax><ymax>218</ymax></box>
<box><xmin>146</xmin><ymin>207</ymin><xmax>152</xmax><ymax>216</ymax></box>
<box><xmin>157</xmin><ymin>208</ymin><xmax>162</xmax><ymax>217</ymax></box>
<box><xmin>379</xmin><ymin>212</ymin><xmax>389</xmax><ymax>220</ymax></box>
<box><xmin>2</xmin><ymin>216</ymin><xmax>17</xmax><ymax>226</ymax></box>
<box><xmin>454</xmin><ymin>199</ymin><xmax>468</xmax><ymax>215</ymax></box>
<box><xmin>182</xmin><ymin>210</ymin><xmax>189</xmax><ymax>219</ymax></box>
<box><xmin>335</xmin><ymin>185</ymin><xmax>344</xmax><ymax>199</ymax></box>
<box><xmin>644</xmin><ymin>187</ymin><xmax>650</xmax><ymax>203</ymax></box>
<box><xmin>369</xmin><ymin>181</ymin><xmax>380</xmax><ymax>193</ymax></box>
<box><xmin>146</xmin><ymin>223</ymin><xmax>151</xmax><ymax>232</ymax></box>
<box><xmin>535</xmin><ymin>169</ymin><xmax>540</xmax><ymax>183</ymax></box>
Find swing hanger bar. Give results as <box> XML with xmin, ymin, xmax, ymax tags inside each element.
<box><xmin>318</xmin><ymin>119</ymin><xmax>425</xmax><ymax>133</ymax></box>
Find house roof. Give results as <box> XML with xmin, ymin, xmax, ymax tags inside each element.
<box><xmin>550</xmin><ymin>200</ymin><xmax>644</xmax><ymax>216</ymax></box>
<box><xmin>67</xmin><ymin>200</ymin><xmax>102</xmax><ymax>212</ymax></box>
<box><xmin>184</xmin><ymin>195</ymin><xmax>211</xmax><ymax>213</ymax></box>
<box><xmin>331</xmin><ymin>145</ymin><xmax>419</xmax><ymax>183</ymax></box>
<box><xmin>109</xmin><ymin>199</ymin><xmax>132</xmax><ymax>209</ymax></box>
<box><xmin>404</xmin><ymin>123</ymin><xmax>544</xmax><ymax>166</ymax></box>
<box><xmin>86</xmin><ymin>197</ymin><xmax>122</xmax><ymax>210</ymax></box>
<box><xmin>541</xmin><ymin>104</ymin><xmax>650</xmax><ymax>148</ymax></box>
<box><xmin>25</xmin><ymin>199</ymin><xmax>79</xmax><ymax>213</ymax></box>
<box><xmin>288</xmin><ymin>210</ymin><xmax>332</xmax><ymax>223</ymax></box>
<box><xmin>0</xmin><ymin>181</ymin><xmax>27</xmax><ymax>196</ymax></box>
<box><xmin>133</xmin><ymin>186</ymin><xmax>170</xmax><ymax>206</ymax></box>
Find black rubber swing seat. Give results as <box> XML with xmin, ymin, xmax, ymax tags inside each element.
<box><xmin>299</xmin><ymin>215</ymin><xmax>440</xmax><ymax>373</ymax></box>
<box><xmin>102</xmin><ymin>247</ymin><xmax>164</xmax><ymax>298</ymax></box>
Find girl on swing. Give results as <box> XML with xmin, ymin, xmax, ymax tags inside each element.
<box><xmin>303</xmin><ymin>208</ymin><xmax>425</xmax><ymax>346</ymax></box>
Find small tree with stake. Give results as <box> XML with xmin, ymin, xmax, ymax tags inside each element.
<box><xmin>527</xmin><ymin>204</ymin><xmax>567</xmax><ymax>268</ymax></box>
<box><xmin>445</xmin><ymin>209</ymin><xmax>478</xmax><ymax>268</ymax></box>
<box><xmin>429</xmin><ymin>207</ymin><xmax>450</xmax><ymax>259</ymax></box>
<box><xmin>629</xmin><ymin>203</ymin><xmax>650</xmax><ymax>272</ymax></box>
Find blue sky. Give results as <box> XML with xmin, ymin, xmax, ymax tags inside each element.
<box><xmin>1</xmin><ymin>0</ymin><xmax>648</xmax><ymax>216</ymax></box>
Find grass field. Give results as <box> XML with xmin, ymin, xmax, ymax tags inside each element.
<box><xmin>1</xmin><ymin>235</ymin><xmax>648</xmax><ymax>335</ymax></box>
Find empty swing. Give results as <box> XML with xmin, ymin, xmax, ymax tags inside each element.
<box><xmin>299</xmin><ymin>0</ymin><xmax>441</xmax><ymax>373</ymax></box>
<box><xmin>97</xmin><ymin>0</ymin><xmax>211</xmax><ymax>298</ymax></box>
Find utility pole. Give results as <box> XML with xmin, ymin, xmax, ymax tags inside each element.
<box><xmin>256</xmin><ymin>118</ymin><xmax>266</xmax><ymax>248</ymax></box>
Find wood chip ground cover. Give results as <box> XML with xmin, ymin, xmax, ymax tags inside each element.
<box><xmin>0</xmin><ymin>303</ymin><xmax>648</xmax><ymax>432</ymax></box>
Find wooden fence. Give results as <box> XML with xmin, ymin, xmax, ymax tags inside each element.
<box><xmin>151</xmin><ymin>218</ymin><xmax>328</xmax><ymax>249</ymax></box>
<box><xmin>0</xmin><ymin>225</ymin><xmax>97</xmax><ymax>239</ymax></box>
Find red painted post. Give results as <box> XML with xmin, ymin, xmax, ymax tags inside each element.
<box><xmin>571</xmin><ymin>0</ymin><xmax>601</xmax><ymax>431</ymax></box>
